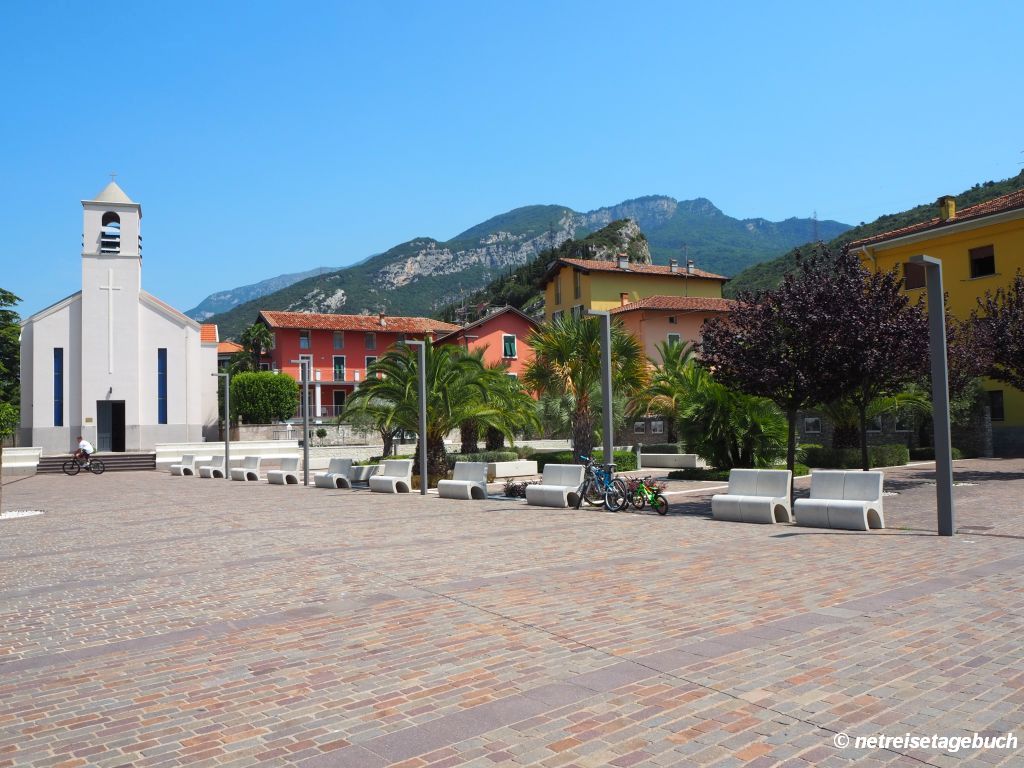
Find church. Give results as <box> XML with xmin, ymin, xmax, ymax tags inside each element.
<box><xmin>19</xmin><ymin>182</ymin><xmax>220</xmax><ymax>453</ymax></box>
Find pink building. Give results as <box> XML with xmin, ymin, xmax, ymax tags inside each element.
<box><xmin>609</xmin><ymin>295</ymin><xmax>735</xmax><ymax>362</ymax></box>
<box><xmin>435</xmin><ymin>306</ymin><xmax>539</xmax><ymax>383</ymax></box>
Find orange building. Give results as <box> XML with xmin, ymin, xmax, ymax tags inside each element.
<box><xmin>435</xmin><ymin>306</ymin><xmax>539</xmax><ymax>381</ymax></box>
<box><xmin>609</xmin><ymin>295</ymin><xmax>735</xmax><ymax>362</ymax></box>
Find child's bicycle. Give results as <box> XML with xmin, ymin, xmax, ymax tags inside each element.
<box><xmin>625</xmin><ymin>475</ymin><xmax>669</xmax><ymax>515</ymax></box>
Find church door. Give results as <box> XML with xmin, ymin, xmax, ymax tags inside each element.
<box><xmin>97</xmin><ymin>401</ymin><xmax>126</xmax><ymax>452</ymax></box>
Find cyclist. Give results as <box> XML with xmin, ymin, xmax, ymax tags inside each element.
<box><xmin>75</xmin><ymin>435</ymin><xmax>94</xmax><ymax>468</ymax></box>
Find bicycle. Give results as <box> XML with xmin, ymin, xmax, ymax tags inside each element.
<box><xmin>626</xmin><ymin>475</ymin><xmax>669</xmax><ymax>516</ymax></box>
<box><xmin>62</xmin><ymin>455</ymin><xmax>106</xmax><ymax>476</ymax></box>
<box><xmin>574</xmin><ymin>455</ymin><xmax>628</xmax><ymax>512</ymax></box>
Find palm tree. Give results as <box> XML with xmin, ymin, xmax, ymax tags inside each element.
<box><xmin>345</xmin><ymin>342</ymin><xmax>528</xmax><ymax>479</ymax></box>
<box><xmin>240</xmin><ymin>323</ymin><xmax>274</xmax><ymax>371</ymax></box>
<box><xmin>638</xmin><ymin>340</ymin><xmax>698</xmax><ymax>439</ymax></box>
<box><xmin>820</xmin><ymin>385</ymin><xmax>932</xmax><ymax>463</ymax></box>
<box><xmin>480</xmin><ymin>364</ymin><xmax>540</xmax><ymax>450</ymax></box>
<box><xmin>523</xmin><ymin>314</ymin><xmax>648</xmax><ymax>460</ymax></box>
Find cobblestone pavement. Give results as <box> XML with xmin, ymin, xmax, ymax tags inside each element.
<box><xmin>1</xmin><ymin>459</ymin><xmax>1022</xmax><ymax>767</ymax></box>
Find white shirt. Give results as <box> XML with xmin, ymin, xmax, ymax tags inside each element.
<box><xmin>79</xmin><ymin>439</ymin><xmax>94</xmax><ymax>453</ymax></box>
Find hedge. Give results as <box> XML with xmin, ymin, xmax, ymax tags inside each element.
<box><xmin>636</xmin><ymin>443</ymin><xmax>682</xmax><ymax>454</ymax></box>
<box><xmin>446</xmin><ymin>450</ymin><xmax>518</xmax><ymax>468</ymax></box>
<box><xmin>668</xmin><ymin>463</ymin><xmax>810</xmax><ymax>482</ymax></box>
<box><xmin>531</xmin><ymin>450</ymin><xmax>638</xmax><ymax>472</ymax></box>
<box><xmin>803</xmin><ymin>444</ymin><xmax>910</xmax><ymax>469</ymax></box>
<box><xmin>909</xmin><ymin>446</ymin><xmax>965</xmax><ymax>461</ymax></box>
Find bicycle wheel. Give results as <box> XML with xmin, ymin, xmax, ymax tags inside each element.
<box><xmin>651</xmin><ymin>493</ymin><xmax>669</xmax><ymax>516</ymax></box>
<box><xmin>582</xmin><ymin>479</ymin><xmax>603</xmax><ymax>506</ymax></box>
<box><xmin>604</xmin><ymin>482</ymin><xmax>628</xmax><ymax>512</ymax></box>
<box><xmin>629</xmin><ymin>490</ymin><xmax>646</xmax><ymax>510</ymax></box>
<box><xmin>89</xmin><ymin>459</ymin><xmax>106</xmax><ymax>475</ymax></box>
<box><xmin>62</xmin><ymin>460</ymin><xmax>80</xmax><ymax>476</ymax></box>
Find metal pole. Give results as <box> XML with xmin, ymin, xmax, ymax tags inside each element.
<box><xmin>406</xmin><ymin>341</ymin><xmax>428</xmax><ymax>495</ymax></box>
<box><xmin>909</xmin><ymin>255</ymin><xmax>955</xmax><ymax>536</ymax></box>
<box><xmin>224</xmin><ymin>371</ymin><xmax>231</xmax><ymax>477</ymax></box>
<box><xmin>587</xmin><ymin>310</ymin><xmax>614</xmax><ymax>468</ymax></box>
<box><xmin>302</xmin><ymin>362</ymin><xmax>310</xmax><ymax>486</ymax></box>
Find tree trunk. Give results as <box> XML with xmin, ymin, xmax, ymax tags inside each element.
<box><xmin>858</xmin><ymin>402</ymin><xmax>870</xmax><ymax>471</ymax></box>
<box><xmin>786</xmin><ymin>407</ymin><xmax>797</xmax><ymax>472</ymax></box>
<box><xmin>0</xmin><ymin>446</ymin><xmax>4</xmax><ymax>513</ymax></box>
<box><xmin>381</xmin><ymin>430</ymin><xmax>395</xmax><ymax>459</ymax></box>
<box><xmin>831</xmin><ymin>422</ymin><xmax>859</xmax><ymax>449</ymax></box>
<box><xmin>413</xmin><ymin>436</ymin><xmax>449</xmax><ymax>480</ymax></box>
<box><xmin>572</xmin><ymin>407</ymin><xmax>595</xmax><ymax>462</ymax></box>
<box><xmin>485</xmin><ymin>427</ymin><xmax>504</xmax><ymax>451</ymax></box>
<box><xmin>459</xmin><ymin>421</ymin><xmax>478</xmax><ymax>454</ymax></box>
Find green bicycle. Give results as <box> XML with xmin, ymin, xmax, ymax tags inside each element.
<box><xmin>626</xmin><ymin>476</ymin><xmax>669</xmax><ymax>515</ymax></box>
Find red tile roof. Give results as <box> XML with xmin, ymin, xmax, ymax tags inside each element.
<box><xmin>554</xmin><ymin>257</ymin><xmax>728</xmax><ymax>281</ymax></box>
<box><xmin>850</xmin><ymin>188</ymin><xmax>1024</xmax><ymax>248</ymax></box>
<box><xmin>218</xmin><ymin>341</ymin><xmax>243</xmax><ymax>355</ymax></box>
<box><xmin>259</xmin><ymin>310</ymin><xmax>459</xmax><ymax>334</ymax></box>
<box><xmin>610</xmin><ymin>295</ymin><xmax>737</xmax><ymax>314</ymax></box>
<box><xmin>434</xmin><ymin>306</ymin><xmax>540</xmax><ymax>344</ymax></box>
<box><xmin>200</xmin><ymin>324</ymin><xmax>218</xmax><ymax>343</ymax></box>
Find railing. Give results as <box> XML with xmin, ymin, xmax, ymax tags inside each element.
<box><xmin>292</xmin><ymin>404</ymin><xmax>348</xmax><ymax>420</ymax></box>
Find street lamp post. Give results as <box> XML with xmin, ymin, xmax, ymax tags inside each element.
<box><xmin>291</xmin><ymin>359</ymin><xmax>311</xmax><ymax>486</ymax></box>
<box><xmin>403</xmin><ymin>340</ymin><xmax>429</xmax><ymax>495</ymax></box>
<box><xmin>909</xmin><ymin>254</ymin><xmax>956</xmax><ymax>536</ymax></box>
<box><xmin>212</xmin><ymin>371</ymin><xmax>230</xmax><ymax>478</ymax></box>
<box><xmin>586</xmin><ymin>310</ymin><xmax>614</xmax><ymax>469</ymax></box>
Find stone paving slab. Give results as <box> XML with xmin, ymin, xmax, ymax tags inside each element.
<box><xmin>0</xmin><ymin>460</ymin><xmax>1022</xmax><ymax>766</ymax></box>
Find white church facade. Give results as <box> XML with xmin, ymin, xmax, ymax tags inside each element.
<box><xmin>19</xmin><ymin>182</ymin><xmax>220</xmax><ymax>453</ymax></box>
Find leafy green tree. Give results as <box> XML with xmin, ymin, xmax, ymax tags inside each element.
<box><xmin>230</xmin><ymin>372</ymin><xmax>299</xmax><ymax>424</ymax></box>
<box><xmin>239</xmin><ymin>322</ymin><xmax>274</xmax><ymax>371</ymax></box>
<box><xmin>524</xmin><ymin>314</ymin><xmax>649</xmax><ymax>461</ymax></box>
<box><xmin>0</xmin><ymin>289</ymin><xmax>21</xmax><ymax>405</ymax></box>
<box><xmin>345</xmin><ymin>342</ymin><xmax>526</xmax><ymax>479</ymax></box>
<box><xmin>0</xmin><ymin>402</ymin><xmax>18</xmax><ymax>513</ymax></box>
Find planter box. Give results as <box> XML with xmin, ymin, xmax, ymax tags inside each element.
<box><xmin>487</xmin><ymin>460</ymin><xmax>538</xmax><ymax>481</ymax></box>
<box><xmin>638</xmin><ymin>453</ymin><xmax>706</xmax><ymax>470</ymax></box>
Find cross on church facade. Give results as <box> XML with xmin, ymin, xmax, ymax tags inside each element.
<box><xmin>99</xmin><ymin>268</ymin><xmax>121</xmax><ymax>374</ymax></box>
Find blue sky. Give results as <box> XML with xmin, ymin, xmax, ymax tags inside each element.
<box><xmin>3</xmin><ymin>1</ymin><xmax>1023</xmax><ymax>317</ymax></box>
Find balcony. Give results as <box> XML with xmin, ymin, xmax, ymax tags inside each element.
<box><xmin>292</xmin><ymin>404</ymin><xmax>347</xmax><ymax>421</ymax></box>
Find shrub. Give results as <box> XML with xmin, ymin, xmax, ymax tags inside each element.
<box><xmin>796</xmin><ymin>443</ymin><xmax>822</xmax><ymax>463</ymax></box>
<box><xmin>531</xmin><ymin>450</ymin><xmax>575</xmax><ymax>470</ymax></box>
<box><xmin>637</xmin><ymin>443</ymin><xmax>681</xmax><ymax>454</ymax></box>
<box><xmin>804</xmin><ymin>444</ymin><xmax>909</xmax><ymax>469</ymax></box>
<box><xmin>230</xmin><ymin>372</ymin><xmax>299</xmax><ymax>424</ymax></box>
<box><xmin>594</xmin><ymin>450</ymin><xmax>638</xmax><ymax>472</ymax></box>
<box><xmin>503</xmin><ymin>479</ymin><xmax>541</xmax><ymax>498</ymax></box>
<box><xmin>668</xmin><ymin>463</ymin><xmax>809</xmax><ymax>481</ymax></box>
<box><xmin>531</xmin><ymin>449</ymin><xmax>637</xmax><ymax>472</ymax></box>
<box><xmin>447</xmin><ymin>450</ymin><xmax>518</xmax><ymax>468</ymax></box>
<box><xmin>908</xmin><ymin>446</ymin><xmax>965</xmax><ymax>461</ymax></box>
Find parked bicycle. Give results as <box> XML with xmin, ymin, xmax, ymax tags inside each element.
<box><xmin>625</xmin><ymin>475</ymin><xmax>669</xmax><ymax>515</ymax></box>
<box><xmin>62</xmin><ymin>455</ymin><xmax>106</xmax><ymax>476</ymax></box>
<box><xmin>574</xmin><ymin>455</ymin><xmax>628</xmax><ymax>512</ymax></box>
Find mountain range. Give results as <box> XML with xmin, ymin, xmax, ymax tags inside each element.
<box><xmin>197</xmin><ymin>196</ymin><xmax>848</xmax><ymax>339</ymax></box>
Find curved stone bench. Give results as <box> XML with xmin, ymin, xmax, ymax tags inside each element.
<box><xmin>711</xmin><ymin>469</ymin><xmax>793</xmax><ymax>524</ymax></box>
<box><xmin>794</xmin><ymin>470</ymin><xmax>885</xmax><ymax>531</ymax></box>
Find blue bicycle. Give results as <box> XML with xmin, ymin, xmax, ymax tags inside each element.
<box><xmin>574</xmin><ymin>456</ymin><xmax>628</xmax><ymax>511</ymax></box>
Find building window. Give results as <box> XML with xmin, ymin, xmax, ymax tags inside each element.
<box><xmin>333</xmin><ymin>331</ymin><xmax>344</xmax><ymax>349</ymax></box>
<box><xmin>668</xmin><ymin>315</ymin><xmax>678</xmax><ymax>325</ymax></box>
<box><xmin>633</xmin><ymin>421</ymin><xmax>646</xmax><ymax>434</ymax></box>
<box><xmin>989</xmin><ymin>390</ymin><xmax>1005</xmax><ymax>421</ymax></box>
<box><xmin>667</xmin><ymin>333</ymin><xmax>681</xmax><ymax>346</ymax></box>
<box><xmin>650</xmin><ymin>420</ymin><xmax>664</xmax><ymax>435</ymax></box>
<box><xmin>969</xmin><ymin>245</ymin><xmax>995</xmax><ymax>279</ymax></box>
<box><xmin>365</xmin><ymin>332</ymin><xmax>376</xmax><ymax>350</ymax></box>
<box><xmin>904</xmin><ymin>261</ymin><xmax>926</xmax><ymax>290</ymax></box>
<box><xmin>259</xmin><ymin>362</ymin><xmax>271</xmax><ymax>371</ymax></box>
<box><xmin>867</xmin><ymin>415</ymin><xmax>883</xmax><ymax>432</ymax></box>
<box><xmin>803</xmin><ymin>416</ymin><xmax>821</xmax><ymax>434</ymax></box>
<box><xmin>571</xmin><ymin>304</ymin><xmax>584</xmax><ymax>319</ymax></box>
<box><xmin>298</xmin><ymin>354</ymin><xmax>313</xmax><ymax>380</ymax></box>
<box><xmin>365</xmin><ymin>356</ymin><xmax>378</xmax><ymax>378</ymax></box>
<box><xmin>397</xmin><ymin>332</ymin><xmax>407</xmax><ymax>344</ymax></box>
<box><xmin>573</xmin><ymin>270</ymin><xmax>581</xmax><ymax>299</ymax></box>
<box><xmin>506</xmin><ymin>372</ymin><xmax>518</xmax><ymax>379</ymax></box>
<box><xmin>299</xmin><ymin>330</ymin><xmax>311</xmax><ymax>350</ymax></box>
<box><xmin>552</xmin><ymin>310</ymin><xmax>564</xmax><ymax>322</ymax></box>
<box><xmin>333</xmin><ymin>356</ymin><xmax>346</xmax><ymax>381</ymax></box>
<box><xmin>53</xmin><ymin>348</ymin><xmax>63</xmax><ymax>426</ymax></box>
<box><xmin>554</xmin><ymin>276</ymin><xmax>561</xmax><ymax>305</ymax></box>
<box><xmin>157</xmin><ymin>348</ymin><xmax>168</xmax><ymax>425</ymax></box>
<box><xmin>894</xmin><ymin>409</ymin><xmax>913</xmax><ymax>432</ymax></box>
<box><xmin>502</xmin><ymin>334</ymin><xmax>517</xmax><ymax>358</ymax></box>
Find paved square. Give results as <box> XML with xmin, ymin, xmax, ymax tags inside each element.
<box><xmin>2</xmin><ymin>460</ymin><xmax>1022</xmax><ymax>767</ymax></box>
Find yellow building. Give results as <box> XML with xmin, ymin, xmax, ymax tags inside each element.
<box><xmin>852</xmin><ymin>189</ymin><xmax>1024</xmax><ymax>453</ymax></box>
<box><xmin>543</xmin><ymin>256</ymin><xmax>728</xmax><ymax>321</ymax></box>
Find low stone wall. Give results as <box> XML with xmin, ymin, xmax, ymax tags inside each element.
<box><xmin>638</xmin><ymin>453</ymin><xmax>706</xmax><ymax>470</ymax></box>
<box><xmin>155</xmin><ymin>440</ymin><xmax>301</xmax><ymax>471</ymax></box>
<box><xmin>1</xmin><ymin>447</ymin><xmax>44</xmax><ymax>477</ymax></box>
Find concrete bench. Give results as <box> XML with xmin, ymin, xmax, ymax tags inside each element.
<box><xmin>525</xmin><ymin>464</ymin><xmax>585</xmax><ymax>509</ymax></box>
<box><xmin>794</xmin><ymin>470</ymin><xmax>885</xmax><ymax>531</ymax></box>
<box><xmin>198</xmin><ymin>456</ymin><xmax>226</xmax><ymax>479</ymax></box>
<box><xmin>169</xmin><ymin>454</ymin><xmax>198</xmax><ymax>476</ymax></box>
<box><xmin>486</xmin><ymin>459</ymin><xmax>538</xmax><ymax>481</ymax></box>
<box><xmin>230</xmin><ymin>456</ymin><xmax>262</xmax><ymax>482</ymax></box>
<box><xmin>638</xmin><ymin>453</ymin><xmax>705</xmax><ymax>470</ymax></box>
<box><xmin>267</xmin><ymin>457</ymin><xmax>300</xmax><ymax>485</ymax></box>
<box><xmin>711</xmin><ymin>469</ymin><xmax>793</xmax><ymax>524</ymax></box>
<box><xmin>314</xmin><ymin>458</ymin><xmax>354</xmax><ymax>489</ymax></box>
<box><xmin>350</xmin><ymin>464</ymin><xmax>380</xmax><ymax>484</ymax></box>
<box><xmin>369</xmin><ymin>460</ymin><xmax>413</xmax><ymax>494</ymax></box>
<box><xmin>438</xmin><ymin>462</ymin><xmax>488</xmax><ymax>500</ymax></box>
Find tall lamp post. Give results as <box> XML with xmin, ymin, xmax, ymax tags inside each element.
<box><xmin>909</xmin><ymin>254</ymin><xmax>956</xmax><ymax>536</ymax></box>
<box><xmin>291</xmin><ymin>359</ymin><xmax>311</xmax><ymax>486</ymax></box>
<box><xmin>212</xmin><ymin>371</ymin><xmax>230</xmax><ymax>477</ymax></box>
<box><xmin>586</xmin><ymin>310</ymin><xmax>615</xmax><ymax>469</ymax></box>
<box><xmin>403</xmin><ymin>340</ymin><xmax>429</xmax><ymax>495</ymax></box>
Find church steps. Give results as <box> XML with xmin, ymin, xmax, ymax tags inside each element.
<box><xmin>36</xmin><ymin>453</ymin><xmax>157</xmax><ymax>474</ymax></box>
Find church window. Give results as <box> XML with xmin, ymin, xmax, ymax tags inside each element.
<box><xmin>100</xmin><ymin>212</ymin><xmax>121</xmax><ymax>254</ymax></box>
<box><xmin>53</xmin><ymin>348</ymin><xmax>64</xmax><ymax>426</ymax></box>
<box><xmin>157</xmin><ymin>348</ymin><xmax>167</xmax><ymax>424</ymax></box>
<box><xmin>299</xmin><ymin>331</ymin><xmax>310</xmax><ymax>350</ymax></box>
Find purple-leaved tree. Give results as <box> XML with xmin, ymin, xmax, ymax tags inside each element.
<box><xmin>973</xmin><ymin>272</ymin><xmax>1024</xmax><ymax>391</ymax></box>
